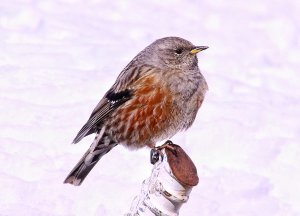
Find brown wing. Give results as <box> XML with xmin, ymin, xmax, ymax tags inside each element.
<box><xmin>72</xmin><ymin>89</ymin><xmax>132</xmax><ymax>144</ymax></box>
<box><xmin>72</xmin><ymin>63</ymin><xmax>155</xmax><ymax>144</ymax></box>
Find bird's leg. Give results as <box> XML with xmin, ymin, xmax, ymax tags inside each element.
<box><xmin>156</xmin><ymin>140</ymin><xmax>176</xmax><ymax>151</ymax></box>
<box><xmin>150</xmin><ymin>140</ymin><xmax>176</xmax><ymax>164</ymax></box>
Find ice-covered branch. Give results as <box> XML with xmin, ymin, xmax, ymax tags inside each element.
<box><xmin>126</xmin><ymin>141</ymin><xmax>199</xmax><ymax>216</ymax></box>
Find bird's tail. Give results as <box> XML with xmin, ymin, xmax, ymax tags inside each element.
<box><xmin>64</xmin><ymin>131</ymin><xmax>117</xmax><ymax>186</ymax></box>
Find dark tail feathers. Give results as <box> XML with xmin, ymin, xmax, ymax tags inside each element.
<box><xmin>64</xmin><ymin>140</ymin><xmax>117</xmax><ymax>186</ymax></box>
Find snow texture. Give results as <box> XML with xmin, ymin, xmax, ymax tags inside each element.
<box><xmin>0</xmin><ymin>0</ymin><xmax>300</xmax><ymax>215</ymax></box>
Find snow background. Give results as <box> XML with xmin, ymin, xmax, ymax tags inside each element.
<box><xmin>0</xmin><ymin>0</ymin><xmax>300</xmax><ymax>215</ymax></box>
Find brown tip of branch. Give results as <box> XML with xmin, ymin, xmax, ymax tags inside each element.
<box><xmin>165</xmin><ymin>144</ymin><xmax>199</xmax><ymax>187</ymax></box>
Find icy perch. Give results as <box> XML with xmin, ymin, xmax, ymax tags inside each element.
<box><xmin>126</xmin><ymin>141</ymin><xmax>199</xmax><ymax>216</ymax></box>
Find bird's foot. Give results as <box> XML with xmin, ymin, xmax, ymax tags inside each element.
<box><xmin>150</xmin><ymin>140</ymin><xmax>176</xmax><ymax>164</ymax></box>
<box><xmin>156</xmin><ymin>140</ymin><xmax>176</xmax><ymax>151</ymax></box>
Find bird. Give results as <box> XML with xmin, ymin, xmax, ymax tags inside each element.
<box><xmin>64</xmin><ymin>36</ymin><xmax>208</xmax><ymax>186</ymax></box>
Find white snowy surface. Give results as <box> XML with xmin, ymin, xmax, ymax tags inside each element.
<box><xmin>0</xmin><ymin>0</ymin><xmax>300</xmax><ymax>215</ymax></box>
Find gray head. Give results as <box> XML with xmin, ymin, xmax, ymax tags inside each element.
<box><xmin>139</xmin><ymin>37</ymin><xmax>208</xmax><ymax>69</ymax></box>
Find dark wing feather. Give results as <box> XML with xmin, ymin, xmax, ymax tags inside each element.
<box><xmin>72</xmin><ymin>62</ymin><xmax>154</xmax><ymax>144</ymax></box>
<box><xmin>72</xmin><ymin>89</ymin><xmax>132</xmax><ymax>144</ymax></box>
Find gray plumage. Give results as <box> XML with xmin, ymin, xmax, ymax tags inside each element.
<box><xmin>64</xmin><ymin>37</ymin><xmax>208</xmax><ymax>186</ymax></box>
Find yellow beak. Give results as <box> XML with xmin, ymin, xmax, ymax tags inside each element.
<box><xmin>190</xmin><ymin>46</ymin><xmax>209</xmax><ymax>54</ymax></box>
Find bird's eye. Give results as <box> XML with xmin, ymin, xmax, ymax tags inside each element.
<box><xmin>175</xmin><ymin>48</ymin><xmax>183</xmax><ymax>55</ymax></box>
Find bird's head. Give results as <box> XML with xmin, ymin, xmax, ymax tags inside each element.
<box><xmin>143</xmin><ymin>37</ymin><xmax>208</xmax><ymax>69</ymax></box>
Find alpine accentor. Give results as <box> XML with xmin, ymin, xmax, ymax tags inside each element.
<box><xmin>64</xmin><ymin>37</ymin><xmax>208</xmax><ymax>186</ymax></box>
